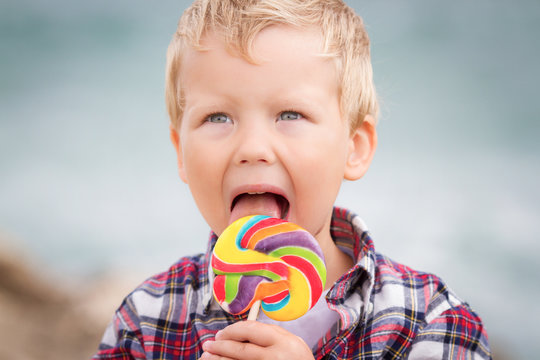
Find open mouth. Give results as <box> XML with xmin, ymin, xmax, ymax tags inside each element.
<box><xmin>230</xmin><ymin>192</ymin><xmax>290</xmax><ymax>221</ymax></box>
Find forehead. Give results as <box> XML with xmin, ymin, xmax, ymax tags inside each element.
<box><xmin>198</xmin><ymin>24</ymin><xmax>325</xmax><ymax>61</ymax></box>
<box><xmin>179</xmin><ymin>25</ymin><xmax>338</xmax><ymax>96</ymax></box>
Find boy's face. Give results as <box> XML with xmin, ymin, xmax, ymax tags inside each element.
<box><xmin>171</xmin><ymin>26</ymin><xmax>376</xmax><ymax>242</ymax></box>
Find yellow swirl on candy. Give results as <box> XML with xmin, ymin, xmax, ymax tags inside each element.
<box><xmin>211</xmin><ymin>215</ymin><xmax>326</xmax><ymax>321</ymax></box>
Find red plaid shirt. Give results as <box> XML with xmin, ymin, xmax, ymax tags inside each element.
<box><xmin>93</xmin><ymin>207</ymin><xmax>491</xmax><ymax>359</ymax></box>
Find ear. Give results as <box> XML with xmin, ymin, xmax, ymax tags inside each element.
<box><xmin>169</xmin><ymin>124</ymin><xmax>188</xmax><ymax>183</ymax></box>
<box><xmin>344</xmin><ymin>114</ymin><xmax>378</xmax><ymax>181</ymax></box>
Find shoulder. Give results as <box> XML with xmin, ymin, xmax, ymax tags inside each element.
<box><xmin>138</xmin><ymin>253</ymin><xmax>208</xmax><ymax>294</ymax></box>
<box><xmin>373</xmin><ymin>253</ymin><xmax>458</xmax><ymax>312</ymax></box>
<box><xmin>94</xmin><ymin>254</ymin><xmax>210</xmax><ymax>357</ymax></box>
<box><xmin>367</xmin><ymin>253</ymin><xmax>491</xmax><ymax>358</ymax></box>
<box><xmin>122</xmin><ymin>253</ymin><xmax>208</xmax><ymax>316</ymax></box>
<box><xmin>118</xmin><ymin>254</ymin><xmax>208</xmax><ymax>322</ymax></box>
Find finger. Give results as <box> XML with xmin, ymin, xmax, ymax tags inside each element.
<box><xmin>203</xmin><ymin>339</ymin><xmax>264</xmax><ymax>360</ymax></box>
<box><xmin>215</xmin><ymin>321</ymin><xmax>284</xmax><ymax>347</ymax></box>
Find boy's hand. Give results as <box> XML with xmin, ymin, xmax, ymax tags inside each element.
<box><xmin>200</xmin><ymin>320</ymin><xmax>314</xmax><ymax>360</ymax></box>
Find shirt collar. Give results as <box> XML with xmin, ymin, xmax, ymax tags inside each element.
<box><xmin>202</xmin><ymin>207</ymin><xmax>376</xmax><ymax>324</ymax></box>
<box><xmin>202</xmin><ymin>232</ymin><xmax>218</xmax><ymax>314</ymax></box>
<box><xmin>326</xmin><ymin>207</ymin><xmax>376</xmax><ymax>329</ymax></box>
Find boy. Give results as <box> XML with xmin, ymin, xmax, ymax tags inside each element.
<box><xmin>94</xmin><ymin>0</ymin><xmax>491</xmax><ymax>359</ymax></box>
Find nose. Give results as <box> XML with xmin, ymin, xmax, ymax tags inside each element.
<box><xmin>233</xmin><ymin>123</ymin><xmax>276</xmax><ymax>166</ymax></box>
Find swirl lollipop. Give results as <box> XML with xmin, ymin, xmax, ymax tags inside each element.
<box><xmin>211</xmin><ymin>215</ymin><xmax>326</xmax><ymax>321</ymax></box>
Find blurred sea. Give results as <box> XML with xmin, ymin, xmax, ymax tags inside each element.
<box><xmin>1</xmin><ymin>0</ymin><xmax>539</xmax><ymax>358</ymax></box>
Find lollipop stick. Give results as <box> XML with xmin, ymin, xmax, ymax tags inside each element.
<box><xmin>247</xmin><ymin>300</ymin><xmax>261</xmax><ymax>321</ymax></box>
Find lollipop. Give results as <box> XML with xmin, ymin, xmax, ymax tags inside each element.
<box><xmin>211</xmin><ymin>215</ymin><xmax>326</xmax><ymax>321</ymax></box>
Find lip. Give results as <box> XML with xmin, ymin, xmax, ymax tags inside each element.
<box><xmin>228</xmin><ymin>184</ymin><xmax>290</xmax><ymax>218</ymax></box>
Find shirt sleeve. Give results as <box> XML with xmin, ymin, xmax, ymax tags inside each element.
<box><xmin>407</xmin><ymin>304</ymin><xmax>491</xmax><ymax>359</ymax></box>
<box><xmin>92</xmin><ymin>300</ymin><xmax>147</xmax><ymax>360</ymax></box>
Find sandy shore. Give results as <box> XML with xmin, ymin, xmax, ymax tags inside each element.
<box><xmin>0</xmin><ymin>238</ymin><xmax>143</xmax><ymax>360</ymax></box>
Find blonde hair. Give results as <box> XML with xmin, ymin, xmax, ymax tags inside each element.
<box><xmin>165</xmin><ymin>0</ymin><xmax>378</xmax><ymax>132</ymax></box>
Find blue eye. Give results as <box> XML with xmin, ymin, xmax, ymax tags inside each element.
<box><xmin>279</xmin><ymin>111</ymin><xmax>302</xmax><ymax>121</ymax></box>
<box><xmin>207</xmin><ymin>113</ymin><xmax>231</xmax><ymax>123</ymax></box>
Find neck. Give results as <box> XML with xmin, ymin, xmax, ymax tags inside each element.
<box><xmin>323</xmin><ymin>241</ymin><xmax>354</xmax><ymax>290</ymax></box>
<box><xmin>316</xmin><ymin>218</ymin><xmax>355</xmax><ymax>290</ymax></box>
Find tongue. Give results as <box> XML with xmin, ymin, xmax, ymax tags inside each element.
<box><xmin>229</xmin><ymin>193</ymin><xmax>281</xmax><ymax>224</ymax></box>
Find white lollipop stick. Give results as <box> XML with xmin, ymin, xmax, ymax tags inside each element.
<box><xmin>247</xmin><ymin>300</ymin><xmax>261</xmax><ymax>321</ymax></box>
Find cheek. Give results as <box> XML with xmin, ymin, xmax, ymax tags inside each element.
<box><xmin>292</xmin><ymin>136</ymin><xmax>348</xmax><ymax>206</ymax></box>
<box><xmin>183</xmin><ymin>137</ymin><xmax>219</xmax><ymax>177</ymax></box>
<box><xmin>182</xmin><ymin>141</ymin><xmax>223</xmax><ymax>202</ymax></box>
<box><xmin>299</xmin><ymin>135</ymin><xmax>349</xmax><ymax>175</ymax></box>
<box><xmin>182</xmin><ymin>145</ymin><xmax>230</xmax><ymax>235</ymax></box>
<box><xmin>293</xmin><ymin>148</ymin><xmax>346</xmax><ymax>199</ymax></box>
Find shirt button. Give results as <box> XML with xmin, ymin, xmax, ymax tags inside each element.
<box><xmin>366</xmin><ymin>302</ymin><xmax>373</xmax><ymax>315</ymax></box>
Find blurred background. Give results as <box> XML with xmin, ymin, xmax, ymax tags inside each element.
<box><xmin>1</xmin><ymin>0</ymin><xmax>538</xmax><ymax>358</ymax></box>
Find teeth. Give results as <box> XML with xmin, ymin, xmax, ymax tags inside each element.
<box><xmin>247</xmin><ymin>192</ymin><xmax>265</xmax><ymax>195</ymax></box>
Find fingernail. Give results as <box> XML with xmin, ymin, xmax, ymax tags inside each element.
<box><xmin>215</xmin><ymin>330</ymin><xmax>223</xmax><ymax>340</ymax></box>
<box><xmin>202</xmin><ymin>340</ymin><xmax>213</xmax><ymax>351</ymax></box>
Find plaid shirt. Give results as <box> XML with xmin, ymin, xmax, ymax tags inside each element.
<box><xmin>94</xmin><ymin>207</ymin><xmax>491</xmax><ymax>359</ymax></box>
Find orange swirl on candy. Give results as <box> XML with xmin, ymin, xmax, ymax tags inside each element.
<box><xmin>211</xmin><ymin>215</ymin><xmax>326</xmax><ymax>321</ymax></box>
